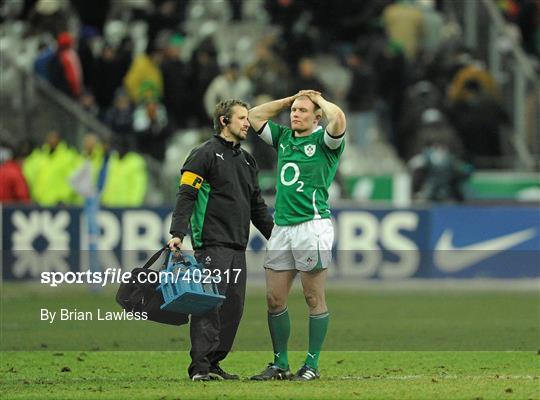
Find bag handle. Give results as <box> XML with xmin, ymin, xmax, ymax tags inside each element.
<box><xmin>169</xmin><ymin>249</ymin><xmax>198</xmax><ymax>268</ymax></box>
<box><xmin>142</xmin><ymin>246</ymin><xmax>200</xmax><ymax>271</ymax></box>
<box><xmin>142</xmin><ymin>246</ymin><xmax>169</xmax><ymax>270</ymax></box>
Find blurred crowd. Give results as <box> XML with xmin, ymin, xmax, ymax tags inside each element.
<box><xmin>0</xmin><ymin>130</ymin><xmax>147</xmax><ymax>206</ymax></box>
<box><xmin>0</xmin><ymin>0</ymin><xmax>538</xmax><ymax>205</ymax></box>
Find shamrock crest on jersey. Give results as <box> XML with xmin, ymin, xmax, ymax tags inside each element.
<box><xmin>304</xmin><ymin>144</ymin><xmax>316</xmax><ymax>157</ymax></box>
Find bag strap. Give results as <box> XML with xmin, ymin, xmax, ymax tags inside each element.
<box><xmin>142</xmin><ymin>246</ymin><xmax>168</xmax><ymax>270</ymax></box>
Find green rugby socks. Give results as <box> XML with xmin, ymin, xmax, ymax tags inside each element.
<box><xmin>305</xmin><ymin>312</ymin><xmax>330</xmax><ymax>369</ymax></box>
<box><xmin>268</xmin><ymin>307</ymin><xmax>290</xmax><ymax>369</ymax></box>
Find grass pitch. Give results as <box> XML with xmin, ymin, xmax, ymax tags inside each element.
<box><xmin>1</xmin><ymin>282</ymin><xmax>539</xmax><ymax>399</ymax></box>
<box><xmin>1</xmin><ymin>350</ymin><xmax>538</xmax><ymax>399</ymax></box>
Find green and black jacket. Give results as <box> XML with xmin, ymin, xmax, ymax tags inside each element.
<box><xmin>170</xmin><ymin>135</ymin><xmax>273</xmax><ymax>249</ymax></box>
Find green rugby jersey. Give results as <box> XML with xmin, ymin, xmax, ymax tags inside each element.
<box><xmin>260</xmin><ymin>120</ymin><xmax>345</xmax><ymax>226</ymax></box>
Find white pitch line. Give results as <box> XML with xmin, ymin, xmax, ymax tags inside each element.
<box><xmin>339</xmin><ymin>375</ymin><xmax>538</xmax><ymax>380</ymax></box>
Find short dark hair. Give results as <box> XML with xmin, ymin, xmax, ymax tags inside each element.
<box><xmin>213</xmin><ymin>99</ymin><xmax>249</xmax><ymax>133</ymax></box>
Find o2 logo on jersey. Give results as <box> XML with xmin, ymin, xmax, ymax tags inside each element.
<box><xmin>280</xmin><ymin>162</ymin><xmax>304</xmax><ymax>192</ymax></box>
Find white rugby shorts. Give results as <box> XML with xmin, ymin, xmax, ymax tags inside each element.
<box><xmin>264</xmin><ymin>219</ymin><xmax>334</xmax><ymax>272</ymax></box>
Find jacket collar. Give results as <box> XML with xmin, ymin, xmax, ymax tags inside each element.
<box><xmin>214</xmin><ymin>134</ymin><xmax>241</xmax><ymax>150</ymax></box>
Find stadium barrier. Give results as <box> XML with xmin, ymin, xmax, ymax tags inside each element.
<box><xmin>1</xmin><ymin>204</ymin><xmax>538</xmax><ymax>281</ymax></box>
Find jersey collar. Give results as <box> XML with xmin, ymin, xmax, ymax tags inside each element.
<box><xmin>293</xmin><ymin>125</ymin><xmax>323</xmax><ymax>138</ymax></box>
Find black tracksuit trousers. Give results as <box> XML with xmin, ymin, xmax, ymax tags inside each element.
<box><xmin>188</xmin><ymin>246</ymin><xmax>247</xmax><ymax>377</ymax></box>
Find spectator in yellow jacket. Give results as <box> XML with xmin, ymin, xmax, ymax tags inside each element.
<box><xmin>123</xmin><ymin>40</ymin><xmax>164</xmax><ymax>104</ymax></box>
<box><xmin>23</xmin><ymin>131</ymin><xmax>82</xmax><ymax>205</ymax></box>
<box><xmin>101</xmin><ymin>138</ymin><xmax>147</xmax><ymax>207</ymax></box>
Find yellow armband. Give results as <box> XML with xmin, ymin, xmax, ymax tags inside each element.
<box><xmin>180</xmin><ymin>171</ymin><xmax>204</xmax><ymax>189</ymax></box>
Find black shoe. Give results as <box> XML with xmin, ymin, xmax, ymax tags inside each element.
<box><xmin>250</xmin><ymin>363</ymin><xmax>292</xmax><ymax>381</ymax></box>
<box><xmin>191</xmin><ymin>372</ymin><xmax>214</xmax><ymax>381</ymax></box>
<box><xmin>209</xmin><ymin>364</ymin><xmax>239</xmax><ymax>380</ymax></box>
<box><xmin>292</xmin><ymin>364</ymin><xmax>320</xmax><ymax>381</ymax></box>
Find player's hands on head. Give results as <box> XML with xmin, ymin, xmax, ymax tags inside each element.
<box><xmin>298</xmin><ymin>89</ymin><xmax>322</xmax><ymax>102</ymax></box>
<box><xmin>168</xmin><ymin>237</ymin><xmax>182</xmax><ymax>252</ymax></box>
<box><xmin>287</xmin><ymin>90</ymin><xmax>322</xmax><ymax>107</ymax></box>
<box><xmin>286</xmin><ymin>93</ymin><xmax>300</xmax><ymax>106</ymax></box>
<box><xmin>298</xmin><ymin>89</ymin><xmax>321</xmax><ymax>96</ymax></box>
<box><xmin>293</xmin><ymin>90</ymin><xmax>322</xmax><ymax>107</ymax></box>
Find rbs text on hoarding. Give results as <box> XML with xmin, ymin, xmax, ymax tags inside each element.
<box><xmin>1</xmin><ymin>206</ymin><xmax>538</xmax><ymax>280</ymax></box>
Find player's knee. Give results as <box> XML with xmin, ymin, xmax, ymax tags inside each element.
<box><xmin>303</xmin><ymin>291</ymin><xmax>321</xmax><ymax>310</ymax></box>
<box><xmin>266</xmin><ymin>292</ymin><xmax>286</xmax><ymax>313</ymax></box>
